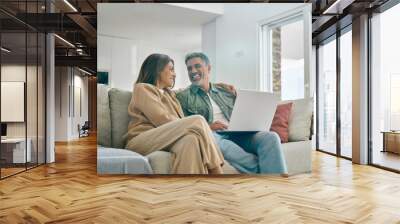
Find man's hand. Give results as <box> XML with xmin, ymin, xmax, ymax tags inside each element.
<box><xmin>209</xmin><ymin>121</ymin><xmax>228</xmax><ymax>131</ymax></box>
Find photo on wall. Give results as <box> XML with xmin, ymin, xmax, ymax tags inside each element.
<box><xmin>97</xmin><ymin>3</ymin><xmax>313</xmax><ymax>175</ymax></box>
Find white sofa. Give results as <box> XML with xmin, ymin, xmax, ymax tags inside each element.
<box><xmin>97</xmin><ymin>84</ymin><xmax>312</xmax><ymax>175</ymax></box>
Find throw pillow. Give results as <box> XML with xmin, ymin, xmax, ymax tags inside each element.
<box><xmin>288</xmin><ymin>98</ymin><xmax>314</xmax><ymax>141</ymax></box>
<box><xmin>270</xmin><ymin>102</ymin><xmax>293</xmax><ymax>143</ymax></box>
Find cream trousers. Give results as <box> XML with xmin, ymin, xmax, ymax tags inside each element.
<box><xmin>125</xmin><ymin>115</ymin><xmax>224</xmax><ymax>174</ymax></box>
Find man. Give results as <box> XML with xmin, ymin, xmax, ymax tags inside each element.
<box><xmin>176</xmin><ymin>52</ymin><xmax>288</xmax><ymax>174</ymax></box>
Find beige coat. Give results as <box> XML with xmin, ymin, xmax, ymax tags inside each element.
<box><xmin>126</xmin><ymin>83</ymin><xmax>184</xmax><ymax>140</ymax></box>
<box><xmin>125</xmin><ymin>83</ymin><xmax>224</xmax><ymax>174</ymax></box>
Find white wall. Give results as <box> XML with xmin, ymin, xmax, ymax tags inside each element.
<box><xmin>55</xmin><ymin>67</ymin><xmax>89</xmax><ymax>141</ymax></box>
<box><xmin>202</xmin><ymin>20</ymin><xmax>217</xmax><ymax>82</ymax></box>
<box><xmin>98</xmin><ymin>3</ymin><xmax>308</xmax><ymax>91</ymax></box>
<box><xmin>97</xmin><ymin>3</ymin><xmax>220</xmax><ymax>91</ymax></box>
<box><xmin>55</xmin><ymin>67</ymin><xmax>69</xmax><ymax>141</ymax></box>
<box><xmin>71</xmin><ymin>74</ymin><xmax>89</xmax><ymax>138</ymax></box>
<box><xmin>97</xmin><ymin>36</ymin><xmax>137</xmax><ymax>91</ymax></box>
<box><xmin>1</xmin><ymin>65</ymin><xmax>38</xmax><ymax>137</ymax></box>
<box><xmin>202</xmin><ymin>3</ymin><xmax>305</xmax><ymax>90</ymax></box>
<box><xmin>98</xmin><ymin>34</ymin><xmax>197</xmax><ymax>91</ymax></box>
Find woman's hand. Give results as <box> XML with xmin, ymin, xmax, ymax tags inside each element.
<box><xmin>209</xmin><ymin>121</ymin><xmax>228</xmax><ymax>131</ymax></box>
<box><xmin>215</xmin><ymin>83</ymin><xmax>237</xmax><ymax>96</ymax></box>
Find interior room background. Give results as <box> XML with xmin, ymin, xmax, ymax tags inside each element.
<box><xmin>96</xmin><ymin>3</ymin><xmax>314</xmax><ymax>175</ymax></box>
<box><xmin>97</xmin><ymin>3</ymin><xmax>314</xmax><ymax>98</ymax></box>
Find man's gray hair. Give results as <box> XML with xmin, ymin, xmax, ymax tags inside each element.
<box><xmin>185</xmin><ymin>52</ymin><xmax>210</xmax><ymax>66</ymax></box>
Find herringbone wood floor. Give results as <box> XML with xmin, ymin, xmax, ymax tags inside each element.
<box><xmin>1</xmin><ymin>134</ymin><xmax>400</xmax><ymax>224</ymax></box>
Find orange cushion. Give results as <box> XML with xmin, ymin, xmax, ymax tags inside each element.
<box><xmin>270</xmin><ymin>102</ymin><xmax>293</xmax><ymax>143</ymax></box>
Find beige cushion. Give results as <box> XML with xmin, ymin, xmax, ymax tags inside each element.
<box><xmin>222</xmin><ymin>161</ymin><xmax>240</xmax><ymax>174</ymax></box>
<box><xmin>97</xmin><ymin>84</ymin><xmax>111</xmax><ymax>147</ymax></box>
<box><xmin>287</xmin><ymin>98</ymin><xmax>313</xmax><ymax>142</ymax></box>
<box><xmin>281</xmin><ymin>141</ymin><xmax>312</xmax><ymax>175</ymax></box>
<box><xmin>147</xmin><ymin>151</ymin><xmax>172</xmax><ymax>174</ymax></box>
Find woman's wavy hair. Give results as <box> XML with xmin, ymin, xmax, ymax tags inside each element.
<box><xmin>136</xmin><ymin>53</ymin><xmax>175</xmax><ymax>88</ymax></box>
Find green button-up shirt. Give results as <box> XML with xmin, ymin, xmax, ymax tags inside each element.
<box><xmin>176</xmin><ymin>83</ymin><xmax>236</xmax><ymax>124</ymax></box>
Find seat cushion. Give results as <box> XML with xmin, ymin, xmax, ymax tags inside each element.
<box><xmin>97</xmin><ymin>147</ymin><xmax>153</xmax><ymax>174</ymax></box>
<box><xmin>281</xmin><ymin>141</ymin><xmax>312</xmax><ymax>175</ymax></box>
<box><xmin>97</xmin><ymin>84</ymin><xmax>111</xmax><ymax>147</ymax></box>
<box><xmin>222</xmin><ymin>160</ymin><xmax>240</xmax><ymax>174</ymax></box>
<box><xmin>109</xmin><ymin>88</ymin><xmax>132</xmax><ymax>148</ymax></box>
<box><xmin>146</xmin><ymin>151</ymin><xmax>172</xmax><ymax>174</ymax></box>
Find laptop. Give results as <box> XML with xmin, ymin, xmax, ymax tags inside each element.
<box><xmin>217</xmin><ymin>90</ymin><xmax>278</xmax><ymax>132</ymax></box>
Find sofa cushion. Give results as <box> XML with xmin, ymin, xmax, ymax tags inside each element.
<box><xmin>97</xmin><ymin>84</ymin><xmax>111</xmax><ymax>147</ymax></box>
<box><xmin>222</xmin><ymin>160</ymin><xmax>240</xmax><ymax>174</ymax></box>
<box><xmin>281</xmin><ymin>141</ymin><xmax>312</xmax><ymax>175</ymax></box>
<box><xmin>109</xmin><ymin>88</ymin><xmax>132</xmax><ymax>148</ymax></box>
<box><xmin>270</xmin><ymin>102</ymin><xmax>293</xmax><ymax>143</ymax></box>
<box><xmin>97</xmin><ymin>147</ymin><xmax>153</xmax><ymax>174</ymax></box>
<box><xmin>287</xmin><ymin>98</ymin><xmax>313</xmax><ymax>142</ymax></box>
<box><xmin>147</xmin><ymin>151</ymin><xmax>172</xmax><ymax>174</ymax></box>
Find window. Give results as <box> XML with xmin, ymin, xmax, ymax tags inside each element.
<box><xmin>259</xmin><ymin>7</ymin><xmax>311</xmax><ymax>100</ymax></box>
<box><xmin>390</xmin><ymin>74</ymin><xmax>400</xmax><ymax>130</ymax></box>
<box><xmin>370</xmin><ymin>3</ymin><xmax>400</xmax><ymax>171</ymax></box>
<box><xmin>316</xmin><ymin>24</ymin><xmax>353</xmax><ymax>159</ymax></box>
<box><xmin>275</xmin><ymin>20</ymin><xmax>304</xmax><ymax>100</ymax></box>
<box><xmin>340</xmin><ymin>29</ymin><xmax>352</xmax><ymax>158</ymax></box>
<box><xmin>317</xmin><ymin>37</ymin><xmax>337</xmax><ymax>155</ymax></box>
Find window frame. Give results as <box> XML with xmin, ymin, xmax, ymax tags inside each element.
<box><xmin>315</xmin><ymin>24</ymin><xmax>353</xmax><ymax>161</ymax></box>
<box><xmin>258</xmin><ymin>5</ymin><xmax>312</xmax><ymax>98</ymax></box>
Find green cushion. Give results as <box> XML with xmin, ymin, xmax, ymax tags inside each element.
<box><xmin>109</xmin><ymin>88</ymin><xmax>132</xmax><ymax>148</ymax></box>
<box><xmin>97</xmin><ymin>84</ymin><xmax>111</xmax><ymax>147</ymax></box>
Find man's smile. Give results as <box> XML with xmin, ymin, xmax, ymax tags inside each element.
<box><xmin>190</xmin><ymin>73</ymin><xmax>202</xmax><ymax>81</ymax></box>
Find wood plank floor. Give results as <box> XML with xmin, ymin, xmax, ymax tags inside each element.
<box><xmin>1</xmin><ymin>167</ymin><xmax>26</xmax><ymax>178</ymax></box>
<box><xmin>1</xmin><ymin>135</ymin><xmax>400</xmax><ymax>223</ymax></box>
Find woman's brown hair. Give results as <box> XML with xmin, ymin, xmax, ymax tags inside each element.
<box><xmin>136</xmin><ymin>53</ymin><xmax>175</xmax><ymax>87</ymax></box>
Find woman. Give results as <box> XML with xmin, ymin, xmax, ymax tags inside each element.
<box><xmin>125</xmin><ymin>53</ymin><xmax>224</xmax><ymax>174</ymax></box>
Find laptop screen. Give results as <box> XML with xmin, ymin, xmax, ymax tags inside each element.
<box><xmin>1</xmin><ymin>123</ymin><xmax>7</xmax><ymax>137</ymax></box>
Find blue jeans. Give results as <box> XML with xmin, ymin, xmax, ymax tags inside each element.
<box><xmin>213</xmin><ymin>131</ymin><xmax>287</xmax><ymax>174</ymax></box>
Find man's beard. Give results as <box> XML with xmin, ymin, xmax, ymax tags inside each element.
<box><xmin>189</xmin><ymin>72</ymin><xmax>204</xmax><ymax>86</ymax></box>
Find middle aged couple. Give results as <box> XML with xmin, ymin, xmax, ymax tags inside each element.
<box><xmin>124</xmin><ymin>52</ymin><xmax>288</xmax><ymax>175</ymax></box>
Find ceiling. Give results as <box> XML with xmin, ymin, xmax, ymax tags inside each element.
<box><xmin>0</xmin><ymin>0</ymin><xmax>98</xmax><ymax>72</ymax></box>
<box><xmin>98</xmin><ymin>3</ymin><xmax>220</xmax><ymax>51</ymax></box>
